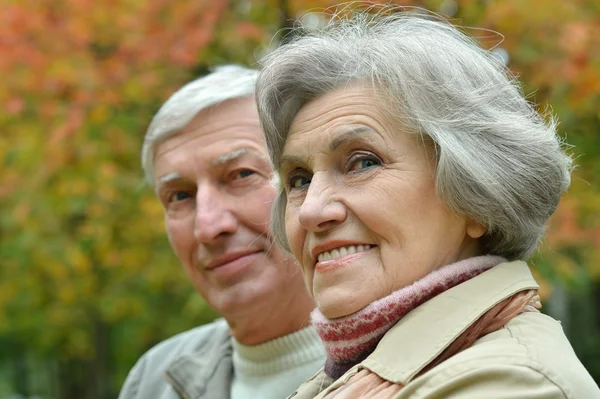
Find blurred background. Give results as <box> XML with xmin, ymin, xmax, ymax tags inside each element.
<box><xmin>0</xmin><ymin>0</ymin><xmax>598</xmax><ymax>397</ymax></box>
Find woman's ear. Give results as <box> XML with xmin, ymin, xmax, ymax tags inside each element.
<box><xmin>466</xmin><ymin>219</ymin><xmax>487</xmax><ymax>239</ymax></box>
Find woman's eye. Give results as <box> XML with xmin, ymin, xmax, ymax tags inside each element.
<box><xmin>170</xmin><ymin>191</ymin><xmax>190</xmax><ymax>203</ymax></box>
<box><xmin>289</xmin><ymin>175</ymin><xmax>311</xmax><ymax>189</ymax></box>
<box><xmin>349</xmin><ymin>156</ymin><xmax>381</xmax><ymax>171</ymax></box>
<box><xmin>234</xmin><ymin>169</ymin><xmax>255</xmax><ymax>179</ymax></box>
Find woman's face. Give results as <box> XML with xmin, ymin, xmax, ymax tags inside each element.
<box><xmin>280</xmin><ymin>84</ymin><xmax>485</xmax><ymax>319</ymax></box>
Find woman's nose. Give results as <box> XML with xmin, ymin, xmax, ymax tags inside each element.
<box><xmin>298</xmin><ymin>174</ymin><xmax>347</xmax><ymax>233</ymax></box>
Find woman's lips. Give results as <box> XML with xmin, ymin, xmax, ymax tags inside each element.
<box><xmin>311</xmin><ymin>241</ymin><xmax>374</xmax><ymax>260</ymax></box>
<box><xmin>314</xmin><ymin>247</ymin><xmax>373</xmax><ymax>273</ymax></box>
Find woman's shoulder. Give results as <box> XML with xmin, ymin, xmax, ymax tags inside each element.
<box><xmin>402</xmin><ymin>311</ymin><xmax>598</xmax><ymax>399</ymax></box>
<box><xmin>469</xmin><ymin>311</ymin><xmax>584</xmax><ymax>370</ymax></box>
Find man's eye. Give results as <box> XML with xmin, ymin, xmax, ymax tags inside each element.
<box><xmin>289</xmin><ymin>175</ymin><xmax>311</xmax><ymax>189</ymax></box>
<box><xmin>234</xmin><ymin>169</ymin><xmax>255</xmax><ymax>179</ymax></box>
<box><xmin>170</xmin><ymin>191</ymin><xmax>191</xmax><ymax>203</ymax></box>
<box><xmin>349</xmin><ymin>156</ymin><xmax>381</xmax><ymax>171</ymax></box>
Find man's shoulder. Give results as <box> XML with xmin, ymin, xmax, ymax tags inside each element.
<box><xmin>118</xmin><ymin>318</ymin><xmax>230</xmax><ymax>399</ymax></box>
<box><xmin>143</xmin><ymin>318</ymin><xmax>230</xmax><ymax>363</ymax></box>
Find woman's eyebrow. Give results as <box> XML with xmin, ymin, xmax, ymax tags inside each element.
<box><xmin>280</xmin><ymin>126</ymin><xmax>381</xmax><ymax>168</ymax></box>
<box><xmin>279</xmin><ymin>154</ymin><xmax>304</xmax><ymax>170</ymax></box>
<box><xmin>330</xmin><ymin>126</ymin><xmax>381</xmax><ymax>150</ymax></box>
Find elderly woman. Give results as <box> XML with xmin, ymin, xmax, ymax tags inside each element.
<box><xmin>255</xmin><ymin>10</ymin><xmax>599</xmax><ymax>399</ymax></box>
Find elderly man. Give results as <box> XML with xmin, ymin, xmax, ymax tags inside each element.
<box><xmin>118</xmin><ymin>65</ymin><xmax>325</xmax><ymax>399</ymax></box>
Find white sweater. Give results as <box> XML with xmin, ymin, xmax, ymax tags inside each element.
<box><xmin>231</xmin><ymin>325</ymin><xmax>325</xmax><ymax>399</ymax></box>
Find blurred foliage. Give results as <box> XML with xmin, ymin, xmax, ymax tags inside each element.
<box><xmin>0</xmin><ymin>0</ymin><xmax>598</xmax><ymax>397</ymax></box>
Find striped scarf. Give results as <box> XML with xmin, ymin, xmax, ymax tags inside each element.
<box><xmin>311</xmin><ymin>255</ymin><xmax>506</xmax><ymax>379</ymax></box>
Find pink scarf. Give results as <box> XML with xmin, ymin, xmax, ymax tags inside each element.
<box><xmin>311</xmin><ymin>255</ymin><xmax>506</xmax><ymax>378</ymax></box>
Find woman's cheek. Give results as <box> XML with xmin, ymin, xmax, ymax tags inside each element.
<box><xmin>285</xmin><ymin>212</ymin><xmax>301</xmax><ymax>254</ymax></box>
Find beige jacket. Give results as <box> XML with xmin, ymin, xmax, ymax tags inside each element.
<box><xmin>290</xmin><ymin>261</ymin><xmax>600</xmax><ymax>399</ymax></box>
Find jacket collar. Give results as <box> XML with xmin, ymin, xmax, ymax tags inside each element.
<box><xmin>164</xmin><ymin>321</ymin><xmax>233</xmax><ymax>399</ymax></box>
<box><xmin>361</xmin><ymin>260</ymin><xmax>539</xmax><ymax>385</ymax></box>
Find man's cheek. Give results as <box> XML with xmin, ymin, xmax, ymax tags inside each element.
<box><xmin>165</xmin><ymin>224</ymin><xmax>176</xmax><ymax>247</ymax></box>
<box><xmin>166</xmin><ymin>224</ymin><xmax>188</xmax><ymax>259</ymax></box>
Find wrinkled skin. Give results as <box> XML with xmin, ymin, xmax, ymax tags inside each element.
<box><xmin>280</xmin><ymin>85</ymin><xmax>485</xmax><ymax>319</ymax></box>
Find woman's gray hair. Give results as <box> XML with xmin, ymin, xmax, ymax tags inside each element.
<box><xmin>256</xmin><ymin>9</ymin><xmax>573</xmax><ymax>260</ymax></box>
<box><xmin>142</xmin><ymin>65</ymin><xmax>258</xmax><ymax>185</ymax></box>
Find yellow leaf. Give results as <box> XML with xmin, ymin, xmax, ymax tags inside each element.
<box><xmin>90</xmin><ymin>105</ymin><xmax>110</xmax><ymax>123</ymax></box>
<box><xmin>67</xmin><ymin>246</ymin><xmax>91</xmax><ymax>274</ymax></box>
<box><xmin>58</xmin><ymin>284</ymin><xmax>76</xmax><ymax>305</ymax></box>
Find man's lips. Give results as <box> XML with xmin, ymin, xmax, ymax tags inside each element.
<box><xmin>204</xmin><ymin>249</ymin><xmax>262</xmax><ymax>270</ymax></box>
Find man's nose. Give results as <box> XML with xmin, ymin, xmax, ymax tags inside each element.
<box><xmin>193</xmin><ymin>184</ymin><xmax>237</xmax><ymax>243</ymax></box>
<box><xmin>298</xmin><ymin>174</ymin><xmax>347</xmax><ymax>233</ymax></box>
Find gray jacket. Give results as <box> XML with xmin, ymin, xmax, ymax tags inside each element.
<box><xmin>118</xmin><ymin>318</ymin><xmax>233</xmax><ymax>399</ymax></box>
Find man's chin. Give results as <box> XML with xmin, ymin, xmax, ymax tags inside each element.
<box><xmin>209</xmin><ymin>285</ymin><xmax>271</xmax><ymax>319</ymax></box>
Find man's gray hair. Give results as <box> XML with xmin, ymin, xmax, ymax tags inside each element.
<box><xmin>142</xmin><ymin>65</ymin><xmax>258</xmax><ymax>185</ymax></box>
<box><xmin>256</xmin><ymin>10</ymin><xmax>573</xmax><ymax>260</ymax></box>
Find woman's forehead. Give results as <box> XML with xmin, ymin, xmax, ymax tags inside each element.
<box><xmin>287</xmin><ymin>90</ymin><xmax>387</xmax><ymax>139</ymax></box>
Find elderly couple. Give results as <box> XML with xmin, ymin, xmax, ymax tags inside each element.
<box><xmin>119</xmin><ymin>10</ymin><xmax>599</xmax><ymax>399</ymax></box>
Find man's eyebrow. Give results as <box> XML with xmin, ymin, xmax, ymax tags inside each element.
<box><xmin>155</xmin><ymin>149</ymin><xmax>268</xmax><ymax>188</ymax></box>
<box><xmin>157</xmin><ymin>172</ymin><xmax>181</xmax><ymax>186</ymax></box>
<box><xmin>212</xmin><ymin>148</ymin><xmax>266</xmax><ymax>166</ymax></box>
<box><xmin>330</xmin><ymin>126</ymin><xmax>381</xmax><ymax>151</ymax></box>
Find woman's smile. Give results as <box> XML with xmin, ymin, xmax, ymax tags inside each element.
<box><xmin>316</xmin><ymin>244</ymin><xmax>374</xmax><ymax>262</ymax></box>
<box><xmin>314</xmin><ymin>244</ymin><xmax>375</xmax><ymax>272</ymax></box>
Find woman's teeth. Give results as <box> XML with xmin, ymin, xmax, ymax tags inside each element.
<box><xmin>317</xmin><ymin>245</ymin><xmax>372</xmax><ymax>262</ymax></box>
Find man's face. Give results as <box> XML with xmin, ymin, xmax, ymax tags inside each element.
<box><xmin>153</xmin><ymin>96</ymin><xmax>306</xmax><ymax>323</ymax></box>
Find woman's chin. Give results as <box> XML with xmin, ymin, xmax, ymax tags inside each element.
<box><xmin>316</xmin><ymin>299</ymin><xmax>364</xmax><ymax>320</ymax></box>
